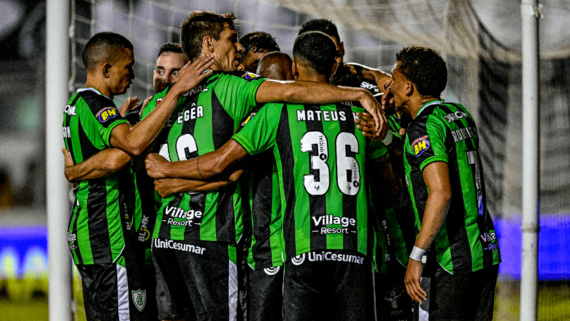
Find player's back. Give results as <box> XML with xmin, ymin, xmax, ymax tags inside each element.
<box><xmin>234</xmin><ymin>101</ymin><xmax>385</xmax><ymax>262</ymax></box>
<box><xmin>142</xmin><ymin>71</ymin><xmax>265</xmax><ymax>244</ymax></box>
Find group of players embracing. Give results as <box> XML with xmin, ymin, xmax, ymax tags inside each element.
<box><xmin>62</xmin><ymin>9</ymin><xmax>501</xmax><ymax>321</ymax></box>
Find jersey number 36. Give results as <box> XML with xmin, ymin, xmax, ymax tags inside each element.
<box><xmin>301</xmin><ymin>131</ymin><xmax>361</xmax><ymax>196</ymax></box>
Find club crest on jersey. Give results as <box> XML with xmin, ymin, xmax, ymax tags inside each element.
<box><xmin>132</xmin><ymin>289</ymin><xmax>146</xmax><ymax>311</ymax></box>
<box><xmin>96</xmin><ymin>107</ymin><xmax>119</xmax><ymax>123</ymax></box>
<box><xmin>412</xmin><ymin>135</ymin><xmax>430</xmax><ymax>156</ymax></box>
<box><xmin>156</xmin><ymin>98</ymin><xmax>163</xmax><ymax>106</ymax></box>
<box><xmin>243</xmin><ymin>72</ymin><xmax>259</xmax><ymax>80</ymax></box>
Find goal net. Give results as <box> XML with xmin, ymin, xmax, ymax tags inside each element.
<box><xmin>70</xmin><ymin>0</ymin><xmax>570</xmax><ymax>319</ymax></box>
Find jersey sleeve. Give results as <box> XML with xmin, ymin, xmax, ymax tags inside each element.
<box><xmin>407</xmin><ymin>114</ymin><xmax>448</xmax><ymax>171</ymax></box>
<box><xmin>232</xmin><ymin>103</ymin><xmax>282</xmax><ymax>156</ymax></box>
<box><xmin>367</xmin><ymin>140</ymin><xmax>388</xmax><ymax>159</ymax></box>
<box><xmin>140</xmin><ymin>87</ymin><xmax>170</xmax><ymax>120</ymax></box>
<box><xmin>213</xmin><ymin>74</ymin><xmax>265</xmax><ymax>122</ymax></box>
<box><xmin>79</xmin><ymin>101</ymin><xmax>128</xmax><ymax>148</ymax></box>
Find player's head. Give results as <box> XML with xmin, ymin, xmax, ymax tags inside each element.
<box><xmin>82</xmin><ymin>31</ymin><xmax>135</xmax><ymax>95</ymax></box>
<box><xmin>292</xmin><ymin>31</ymin><xmax>337</xmax><ymax>83</ymax></box>
<box><xmin>153</xmin><ymin>43</ymin><xmax>189</xmax><ymax>94</ymax></box>
<box><xmin>390</xmin><ymin>46</ymin><xmax>447</xmax><ymax>108</ymax></box>
<box><xmin>256</xmin><ymin>52</ymin><xmax>293</xmax><ymax>81</ymax></box>
<box><xmin>298</xmin><ymin>19</ymin><xmax>344</xmax><ymax>64</ymax></box>
<box><xmin>181</xmin><ymin>11</ymin><xmax>242</xmax><ymax>71</ymax></box>
<box><xmin>238</xmin><ymin>31</ymin><xmax>280</xmax><ymax>73</ymax></box>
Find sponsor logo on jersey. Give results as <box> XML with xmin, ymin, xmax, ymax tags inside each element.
<box><xmin>240</xmin><ymin>112</ymin><xmax>256</xmax><ymax>127</ymax></box>
<box><xmin>451</xmin><ymin>126</ymin><xmax>478</xmax><ymax>143</ymax></box>
<box><xmin>291</xmin><ymin>254</ymin><xmax>306</xmax><ymax>265</ymax></box>
<box><xmin>311</xmin><ymin>215</ymin><xmax>356</xmax><ymax>235</ymax></box>
<box><xmin>480</xmin><ymin>230</ymin><xmax>499</xmax><ymax>251</ymax></box>
<box><xmin>138</xmin><ymin>215</ymin><xmax>151</xmax><ymax>242</ymax></box>
<box><xmin>153</xmin><ymin>238</ymin><xmax>206</xmax><ymax>254</ymax></box>
<box><xmin>296</xmin><ymin>110</ymin><xmax>347</xmax><ymax>122</ymax></box>
<box><xmin>243</xmin><ymin>72</ymin><xmax>259</xmax><ymax>80</ymax></box>
<box><xmin>96</xmin><ymin>107</ymin><xmax>119</xmax><ymax>123</ymax></box>
<box><xmin>360</xmin><ymin>80</ymin><xmax>379</xmax><ymax>94</ymax></box>
<box><xmin>156</xmin><ymin>98</ymin><xmax>163</xmax><ymax>106</ymax></box>
<box><xmin>412</xmin><ymin>135</ymin><xmax>430</xmax><ymax>156</ymax></box>
<box><xmin>263</xmin><ymin>266</ymin><xmax>281</xmax><ymax>275</ymax></box>
<box><xmin>291</xmin><ymin>251</ymin><xmax>366</xmax><ymax>265</ymax></box>
<box><xmin>164</xmin><ymin>206</ymin><xmax>203</xmax><ymax>227</ymax></box>
<box><xmin>443</xmin><ymin>110</ymin><xmax>469</xmax><ymax>123</ymax></box>
<box><xmin>183</xmin><ymin>85</ymin><xmax>208</xmax><ymax>97</ymax></box>
<box><xmin>63</xmin><ymin>126</ymin><xmax>71</xmax><ymax>138</ymax></box>
<box><xmin>176</xmin><ymin>103</ymin><xmax>204</xmax><ymax>123</ymax></box>
<box><xmin>132</xmin><ymin>290</ymin><xmax>146</xmax><ymax>311</ymax></box>
<box><xmin>64</xmin><ymin>105</ymin><xmax>76</xmax><ymax>116</ymax></box>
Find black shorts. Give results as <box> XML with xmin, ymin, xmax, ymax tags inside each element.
<box><xmin>417</xmin><ymin>262</ymin><xmax>499</xmax><ymax>321</ymax></box>
<box><xmin>246</xmin><ymin>265</ymin><xmax>283</xmax><ymax>321</ymax></box>
<box><xmin>282</xmin><ymin>250</ymin><xmax>374</xmax><ymax>321</ymax></box>
<box><xmin>77</xmin><ymin>256</ymin><xmax>157</xmax><ymax>321</ymax></box>
<box><xmin>375</xmin><ymin>261</ymin><xmax>414</xmax><ymax>321</ymax></box>
<box><xmin>152</xmin><ymin>238</ymin><xmax>241</xmax><ymax>321</ymax></box>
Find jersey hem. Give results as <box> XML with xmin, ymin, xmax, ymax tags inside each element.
<box><xmin>104</xmin><ymin>119</ymin><xmax>130</xmax><ymax>148</ymax></box>
<box><xmin>231</xmin><ymin>136</ymin><xmax>257</xmax><ymax>156</ymax></box>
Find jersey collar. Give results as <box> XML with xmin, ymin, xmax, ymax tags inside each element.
<box><xmin>77</xmin><ymin>87</ymin><xmax>113</xmax><ymax>101</ymax></box>
<box><xmin>416</xmin><ymin>99</ymin><xmax>444</xmax><ymax>117</ymax></box>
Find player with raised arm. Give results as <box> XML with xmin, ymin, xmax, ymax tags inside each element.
<box><xmin>145</xmin><ymin>31</ymin><xmax>385</xmax><ymax>321</ymax></box>
<box><xmin>61</xmin><ymin>31</ymin><xmax>213</xmax><ymax>321</ymax></box>
<box><xmin>360</xmin><ymin>46</ymin><xmax>502</xmax><ymax>320</ymax></box>
<box><xmin>137</xmin><ymin>11</ymin><xmax>386</xmax><ymax>321</ymax></box>
<box><xmin>238</xmin><ymin>31</ymin><xmax>280</xmax><ymax>73</ymax></box>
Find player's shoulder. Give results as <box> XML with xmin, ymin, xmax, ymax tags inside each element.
<box><xmin>74</xmin><ymin>88</ymin><xmax>118</xmax><ymax>118</ymax></box>
<box><xmin>213</xmin><ymin>70</ymin><xmax>264</xmax><ymax>82</ymax></box>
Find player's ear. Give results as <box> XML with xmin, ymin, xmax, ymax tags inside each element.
<box><xmin>340</xmin><ymin>42</ymin><xmax>345</xmax><ymax>58</ymax></box>
<box><xmin>292</xmin><ymin>59</ymin><xmax>300</xmax><ymax>81</ymax></box>
<box><xmin>330</xmin><ymin>61</ymin><xmax>338</xmax><ymax>81</ymax></box>
<box><xmin>405</xmin><ymin>80</ymin><xmax>414</xmax><ymax>96</ymax></box>
<box><xmin>203</xmin><ymin>35</ymin><xmax>215</xmax><ymax>54</ymax></box>
<box><xmin>103</xmin><ymin>63</ymin><xmax>112</xmax><ymax>78</ymax></box>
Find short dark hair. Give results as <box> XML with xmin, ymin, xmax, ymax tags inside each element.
<box><xmin>396</xmin><ymin>46</ymin><xmax>447</xmax><ymax>97</ymax></box>
<box><xmin>157</xmin><ymin>43</ymin><xmax>183</xmax><ymax>59</ymax></box>
<box><xmin>293</xmin><ymin>31</ymin><xmax>337</xmax><ymax>76</ymax></box>
<box><xmin>239</xmin><ymin>31</ymin><xmax>280</xmax><ymax>56</ymax></box>
<box><xmin>180</xmin><ymin>11</ymin><xmax>237</xmax><ymax>60</ymax></box>
<box><xmin>331</xmin><ymin>63</ymin><xmax>359</xmax><ymax>87</ymax></box>
<box><xmin>298</xmin><ymin>19</ymin><xmax>340</xmax><ymax>43</ymax></box>
<box><xmin>82</xmin><ymin>32</ymin><xmax>133</xmax><ymax>71</ymax></box>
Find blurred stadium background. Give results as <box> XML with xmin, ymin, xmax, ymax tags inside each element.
<box><xmin>1</xmin><ymin>0</ymin><xmax>570</xmax><ymax>320</ymax></box>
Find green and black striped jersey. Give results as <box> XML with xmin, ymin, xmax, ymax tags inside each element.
<box><xmin>142</xmin><ymin>71</ymin><xmax>265</xmax><ymax>244</ymax></box>
<box><xmin>233</xmin><ymin>102</ymin><xmax>385</xmax><ymax>261</ymax></box>
<box><xmin>239</xmin><ymin>107</ymin><xmax>284</xmax><ymax>270</ymax></box>
<box><xmin>404</xmin><ymin>100</ymin><xmax>501</xmax><ymax>274</ymax></box>
<box><xmin>63</xmin><ymin>88</ymin><xmax>142</xmax><ymax>265</ymax></box>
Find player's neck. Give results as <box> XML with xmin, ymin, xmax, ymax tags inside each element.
<box><xmin>409</xmin><ymin>95</ymin><xmax>441</xmax><ymax>119</ymax></box>
<box><xmin>296</xmin><ymin>70</ymin><xmax>328</xmax><ymax>84</ymax></box>
<box><xmin>85</xmin><ymin>76</ymin><xmax>113</xmax><ymax>100</ymax></box>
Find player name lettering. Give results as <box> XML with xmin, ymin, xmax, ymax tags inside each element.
<box><xmin>183</xmin><ymin>85</ymin><xmax>208</xmax><ymax>97</ymax></box>
<box><xmin>451</xmin><ymin>126</ymin><xmax>478</xmax><ymax>143</ymax></box>
<box><xmin>296</xmin><ymin>110</ymin><xmax>347</xmax><ymax>122</ymax></box>
<box><xmin>177</xmin><ymin>104</ymin><xmax>204</xmax><ymax>123</ymax></box>
<box><xmin>153</xmin><ymin>239</ymin><xmax>206</xmax><ymax>254</ymax></box>
<box><xmin>63</xmin><ymin>126</ymin><xmax>71</xmax><ymax>138</ymax></box>
<box><xmin>64</xmin><ymin>105</ymin><xmax>76</xmax><ymax>116</ymax></box>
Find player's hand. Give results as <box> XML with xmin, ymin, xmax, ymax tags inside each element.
<box><xmin>404</xmin><ymin>258</ymin><xmax>427</xmax><ymax>303</ymax></box>
<box><xmin>62</xmin><ymin>148</ymin><xmax>75</xmax><ymax>182</ymax></box>
<box><xmin>381</xmin><ymin>86</ymin><xmax>396</xmax><ymax>113</ymax></box>
<box><xmin>139</xmin><ymin>96</ymin><xmax>153</xmax><ymax>117</ymax></box>
<box><xmin>171</xmin><ymin>54</ymin><xmax>215</xmax><ymax>96</ymax></box>
<box><xmin>119</xmin><ymin>96</ymin><xmax>141</xmax><ymax>117</ymax></box>
<box><xmin>359</xmin><ymin>91</ymin><xmax>388</xmax><ymax>140</ymax></box>
<box><xmin>154</xmin><ymin>178</ymin><xmax>176</xmax><ymax>198</ymax></box>
<box><xmin>145</xmin><ymin>153</ymin><xmax>169</xmax><ymax>179</ymax></box>
<box><xmin>355</xmin><ymin>112</ymin><xmax>384</xmax><ymax>141</ymax></box>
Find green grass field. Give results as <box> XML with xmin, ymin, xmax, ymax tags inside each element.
<box><xmin>1</xmin><ymin>280</ymin><xmax>568</xmax><ymax>320</ymax></box>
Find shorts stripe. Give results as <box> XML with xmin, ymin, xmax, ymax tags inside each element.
<box><xmin>116</xmin><ymin>264</ymin><xmax>130</xmax><ymax>321</ymax></box>
<box><xmin>228</xmin><ymin>259</ymin><xmax>238</xmax><ymax>320</ymax></box>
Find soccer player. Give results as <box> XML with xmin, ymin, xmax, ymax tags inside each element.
<box><xmin>298</xmin><ymin>19</ymin><xmax>344</xmax><ymax>65</ymax></box>
<box><xmin>362</xmin><ymin>46</ymin><xmax>502</xmax><ymax>320</ymax></box>
<box><xmin>61</xmin><ymin>31</ymin><xmax>214</xmax><ymax>320</ymax></box>
<box><xmin>238</xmin><ymin>31</ymin><xmax>280</xmax><ymax>73</ymax></box>
<box><xmin>140</xmin><ymin>11</ymin><xmax>385</xmax><ymax>320</ymax></box>
<box><xmin>256</xmin><ymin>52</ymin><xmax>294</xmax><ymax>80</ymax></box>
<box><xmin>145</xmin><ymin>30</ymin><xmax>385</xmax><ymax>321</ymax></box>
<box><xmin>153</xmin><ymin>43</ymin><xmax>189</xmax><ymax>94</ymax></box>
